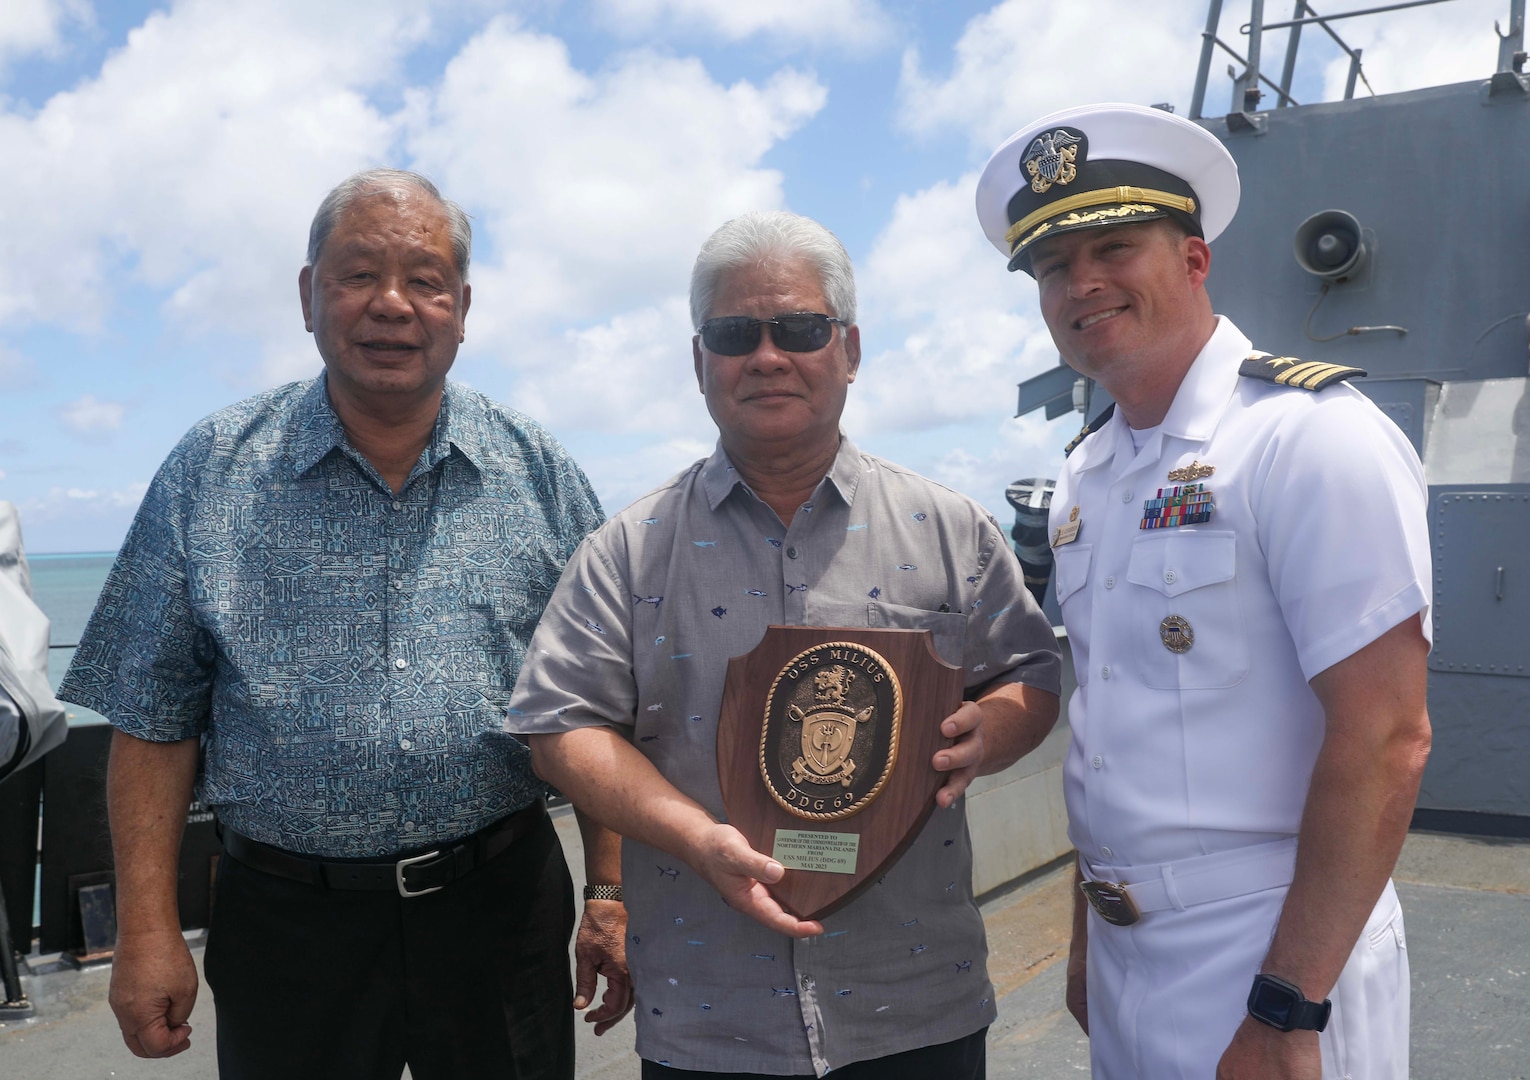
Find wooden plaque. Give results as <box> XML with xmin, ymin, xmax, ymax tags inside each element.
<box><xmin>716</xmin><ymin>626</ymin><xmax>964</xmax><ymax>920</ymax></box>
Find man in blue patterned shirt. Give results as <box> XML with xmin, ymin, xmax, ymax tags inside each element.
<box><xmin>60</xmin><ymin>169</ymin><xmax>630</xmax><ymax>1079</ymax></box>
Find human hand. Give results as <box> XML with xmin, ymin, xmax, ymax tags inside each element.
<box><xmin>108</xmin><ymin>927</ymin><xmax>197</xmax><ymax>1058</ymax></box>
<box><xmin>1215</xmin><ymin>1016</ymin><xmax>1321</xmax><ymax>1079</ymax></box>
<box><xmin>689</xmin><ymin>823</ymin><xmax>823</xmax><ymax>938</ymax></box>
<box><xmin>573</xmin><ymin>898</ymin><xmax>634</xmax><ymax>1035</ymax></box>
<box><xmin>932</xmin><ymin>700</ymin><xmax>986</xmax><ymax>808</ymax></box>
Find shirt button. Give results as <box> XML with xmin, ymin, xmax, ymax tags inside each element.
<box><xmin>1164</xmin><ymin>569</ymin><xmax>1177</xmax><ymax>584</ymax></box>
<box><xmin>1121</xmin><ymin>491</ymin><xmax>1134</xmax><ymax>503</ymax></box>
<box><xmin>1101</xmin><ymin>666</ymin><xmax>1111</xmax><ymax>680</ymax></box>
<box><xmin>1101</xmin><ymin>846</ymin><xmax>1114</xmax><ymax>859</ymax></box>
<box><xmin>1092</xmin><ymin>755</ymin><xmax>1103</xmax><ymax>769</ymax></box>
<box><xmin>391</xmin><ymin>500</ymin><xmax>402</xmax><ymax>511</ymax></box>
<box><xmin>800</xmin><ymin>974</ymin><xmax>813</xmax><ymax>989</ymax></box>
<box><xmin>399</xmin><ymin>738</ymin><xmax>413</xmax><ymax>750</ymax></box>
<box><xmin>1104</xmin><ymin>576</ymin><xmax>1116</xmax><ymax>589</ymax></box>
<box><xmin>394</xmin><ymin>658</ymin><xmax>408</xmax><ymax>670</ymax></box>
<box><xmin>404</xmin><ymin>820</ymin><xmax>417</xmax><ymax>832</ymax></box>
<box><xmin>786</xmin><ymin>547</ymin><xmax>799</xmax><ymax>559</ymax></box>
<box><xmin>391</xmin><ymin>580</ymin><xmax>403</xmax><ymax>590</ymax></box>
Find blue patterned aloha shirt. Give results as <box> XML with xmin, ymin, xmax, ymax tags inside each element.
<box><xmin>60</xmin><ymin>375</ymin><xmax>602</xmax><ymax>858</ymax></box>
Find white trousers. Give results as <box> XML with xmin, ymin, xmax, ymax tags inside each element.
<box><xmin>1085</xmin><ymin>879</ymin><xmax>1409</xmax><ymax>1079</ymax></box>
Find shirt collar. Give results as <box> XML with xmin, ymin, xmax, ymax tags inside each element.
<box><xmin>288</xmin><ymin>375</ymin><xmax>347</xmax><ymax>476</ymax></box>
<box><xmin>288</xmin><ymin>374</ymin><xmax>479</xmax><ymax>478</ymax></box>
<box><xmin>700</xmin><ymin>434</ymin><xmax>864</xmax><ymax>513</ymax></box>
<box><xmin>1070</xmin><ymin>315</ymin><xmax>1250</xmax><ymax>473</ymax></box>
<box><xmin>1156</xmin><ymin>315</ymin><xmax>1250</xmax><ymax>443</ymax></box>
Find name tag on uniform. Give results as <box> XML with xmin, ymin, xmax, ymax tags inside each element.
<box><xmin>1053</xmin><ymin>506</ymin><xmax>1082</xmax><ymax>547</ymax></box>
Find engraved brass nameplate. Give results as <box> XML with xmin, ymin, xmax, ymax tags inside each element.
<box><xmin>773</xmin><ymin>829</ymin><xmax>861</xmax><ymax>874</ymax></box>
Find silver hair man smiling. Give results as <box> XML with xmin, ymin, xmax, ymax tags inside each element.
<box><xmin>506</xmin><ymin>210</ymin><xmax>1062</xmax><ymax>1079</ymax></box>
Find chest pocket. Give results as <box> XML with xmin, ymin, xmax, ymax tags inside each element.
<box><xmin>1125</xmin><ymin>531</ymin><xmax>1248</xmax><ymax>689</ymax></box>
<box><xmin>1052</xmin><ymin>544</ymin><xmax>1093</xmax><ymax>608</ymax></box>
<box><xmin>866</xmin><ymin>601</ymin><xmax>968</xmax><ymax>670</ymax></box>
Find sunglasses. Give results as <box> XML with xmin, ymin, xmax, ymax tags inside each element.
<box><xmin>697</xmin><ymin>312</ymin><xmax>846</xmax><ymax>356</ymax></box>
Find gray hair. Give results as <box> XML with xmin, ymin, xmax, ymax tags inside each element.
<box><xmin>306</xmin><ymin>168</ymin><xmax>473</xmax><ymax>280</ymax></box>
<box><xmin>689</xmin><ymin>210</ymin><xmax>856</xmax><ymax>329</ymax></box>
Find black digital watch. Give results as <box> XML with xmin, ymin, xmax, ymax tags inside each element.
<box><xmin>1247</xmin><ymin>973</ymin><xmax>1331</xmax><ymax>1032</ymax></box>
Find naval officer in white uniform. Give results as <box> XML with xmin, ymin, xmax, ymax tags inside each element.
<box><xmin>975</xmin><ymin>104</ymin><xmax>1433</xmax><ymax>1079</ymax></box>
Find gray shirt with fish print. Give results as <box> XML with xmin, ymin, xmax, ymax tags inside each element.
<box><xmin>507</xmin><ymin>434</ymin><xmax>1060</xmax><ymax>1076</ymax></box>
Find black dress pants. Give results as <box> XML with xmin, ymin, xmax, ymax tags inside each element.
<box><xmin>640</xmin><ymin>1026</ymin><xmax>988</xmax><ymax>1080</ymax></box>
<box><xmin>204</xmin><ymin>812</ymin><xmax>575</xmax><ymax>1080</ymax></box>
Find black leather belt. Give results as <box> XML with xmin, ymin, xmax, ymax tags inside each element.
<box><xmin>220</xmin><ymin>801</ymin><xmax>546</xmax><ymax>897</ymax></box>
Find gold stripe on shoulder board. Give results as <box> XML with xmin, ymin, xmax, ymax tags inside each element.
<box><xmin>1238</xmin><ymin>353</ymin><xmax>1366</xmax><ymax>391</ymax></box>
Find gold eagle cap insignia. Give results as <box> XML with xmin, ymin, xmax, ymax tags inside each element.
<box><xmin>1022</xmin><ymin>129</ymin><xmax>1083</xmax><ymax>194</ymax></box>
<box><xmin>1167</xmin><ymin>461</ymin><xmax>1216</xmax><ymax>482</ymax></box>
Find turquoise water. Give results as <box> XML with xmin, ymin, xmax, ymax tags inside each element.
<box><xmin>27</xmin><ymin>552</ymin><xmax>115</xmax><ymax>724</ymax></box>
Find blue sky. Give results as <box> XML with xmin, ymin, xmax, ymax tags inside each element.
<box><xmin>0</xmin><ymin>0</ymin><xmax>1512</xmax><ymax>552</ymax></box>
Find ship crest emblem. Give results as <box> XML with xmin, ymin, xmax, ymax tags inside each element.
<box><xmin>1023</xmin><ymin>128</ymin><xmax>1084</xmax><ymax>193</ymax></box>
<box><xmin>762</xmin><ymin>643</ymin><xmax>903</xmax><ymax>821</ymax></box>
<box><xmin>789</xmin><ymin>666</ymin><xmax>874</xmax><ymax>785</ymax></box>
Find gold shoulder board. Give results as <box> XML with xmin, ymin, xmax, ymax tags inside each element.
<box><xmin>1238</xmin><ymin>353</ymin><xmax>1367</xmax><ymax>392</ymax></box>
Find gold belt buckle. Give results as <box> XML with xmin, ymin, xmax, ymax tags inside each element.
<box><xmin>1079</xmin><ymin>879</ymin><xmax>1141</xmax><ymax>926</ymax></box>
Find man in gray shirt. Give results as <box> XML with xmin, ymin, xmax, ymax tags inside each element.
<box><xmin>507</xmin><ymin>211</ymin><xmax>1061</xmax><ymax>1078</ymax></box>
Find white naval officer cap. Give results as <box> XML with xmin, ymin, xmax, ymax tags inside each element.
<box><xmin>976</xmin><ymin>102</ymin><xmax>1240</xmax><ymax>276</ymax></box>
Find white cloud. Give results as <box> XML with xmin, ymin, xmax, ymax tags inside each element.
<box><xmin>16</xmin><ymin>482</ymin><xmax>150</xmax><ymax>553</ymax></box>
<box><xmin>897</xmin><ymin>1</ymin><xmax>1204</xmax><ymax>152</ymax></box>
<box><xmin>581</xmin><ymin>433</ymin><xmax>716</xmax><ymax>515</ymax></box>
<box><xmin>593</xmin><ymin>0</ymin><xmax>895</xmax><ymax>47</ymax></box>
<box><xmin>1311</xmin><ymin>0</ymin><xmax>1513</xmax><ymax>99</ymax></box>
<box><xmin>508</xmin><ymin>296</ymin><xmax>712</xmax><ymax>437</ymax></box>
<box><xmin>0</xmin><ymin>0</ymin><xmax>91</xmax><ymax>69</ymax></box>
<box><xmin>58</xmin><ymin>394</ymin><xmax>125</xmax><ymax>434</ymax></box>
<box><xmin>0</xmin><ymin>0</ymin><xmax>440</xmax><ymax>373</ymax></box>
<box><xmin>404</xmin><ymin>17</ymin><xmax>827</xmax><ymax>432</ymax></box>
<box><xmin>844</xmin><ymin>171</ymin><xmax>1060</xmax><ymax>437</ymax></box>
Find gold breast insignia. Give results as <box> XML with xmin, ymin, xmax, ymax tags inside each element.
<box><xmin>1160</xmin><ymin>615</ymin><xmax>1194</xmax><ymax>653</ymax></box>
<box><xmin>1053</xmin><ymin>505</ymin><xmax>1082</xmax><ymax>547</ymax></box>
<box><xmin>1167</xmin><ymin>461</ymin><xmax>1216</xmax><ymax>483</ymax></box>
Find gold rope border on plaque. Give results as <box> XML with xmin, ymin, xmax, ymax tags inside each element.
<box><xmin>759</xmin><ymin>641</ymin><xmax>904</xmax><ymax>822</ymax></box>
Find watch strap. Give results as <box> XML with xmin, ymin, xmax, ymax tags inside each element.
<box><xmin>1290</xmin><ymin>995</ymin><xmax>1332</xmax><ymax>1032</ymax></box>
<box><xmin>1248</xmin><ymin>973</ymin><xmax>1331</xmax><ymax>1032</ymax></box>
<box><xmin>583</xmin><ymin>883</ymin><xmax>623</xmax><ymax>902</ymax></box>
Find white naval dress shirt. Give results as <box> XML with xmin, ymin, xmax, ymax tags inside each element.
<box><xmin>1052</xmin><ymin>315</ymin><xmax>1430</xmax><ymax>1079</ymax></box>
<box><xmin>1051</xmin><ymin>315</ymin><xmax>1432</xmax><ymax>870</ymax></box>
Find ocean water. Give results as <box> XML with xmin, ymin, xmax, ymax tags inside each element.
<box><xmin>26</xmin><ymin>552</ymin><xmax>116</xmax><ymax>724</ymax></box>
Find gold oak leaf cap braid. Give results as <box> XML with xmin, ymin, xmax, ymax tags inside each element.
<box><xmin>1238</xmin><ymin>353</ymin><xmax>1367</xmax><ymax>391</ymax></box>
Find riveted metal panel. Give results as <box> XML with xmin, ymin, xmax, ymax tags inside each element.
<box><xmin>1429</xmin><ymin>488</ymin><xmax>1530</xmax><ymax>677</ymax></box>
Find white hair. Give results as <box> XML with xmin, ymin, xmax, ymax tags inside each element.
<box><xmin>689</xmin><ymin>210</ymin><xmax>856</xmax><ymax>328</ymax></box>
<box><xmin>306</xmin><ymin>168</ymin><xmax>472</xmax><ymax>279</ymax></box>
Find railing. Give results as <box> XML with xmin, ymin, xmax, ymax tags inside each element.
<box><xmin>1190</xmin><ymin>0</ymin><xmax>1525</xmax><ymax>119</ymax></box>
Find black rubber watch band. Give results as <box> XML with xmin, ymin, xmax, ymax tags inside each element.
<box><xmin>1247</xmin><ymin>973</ymin><xmax>1331</xmax><ymax>1032</ymax></box>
